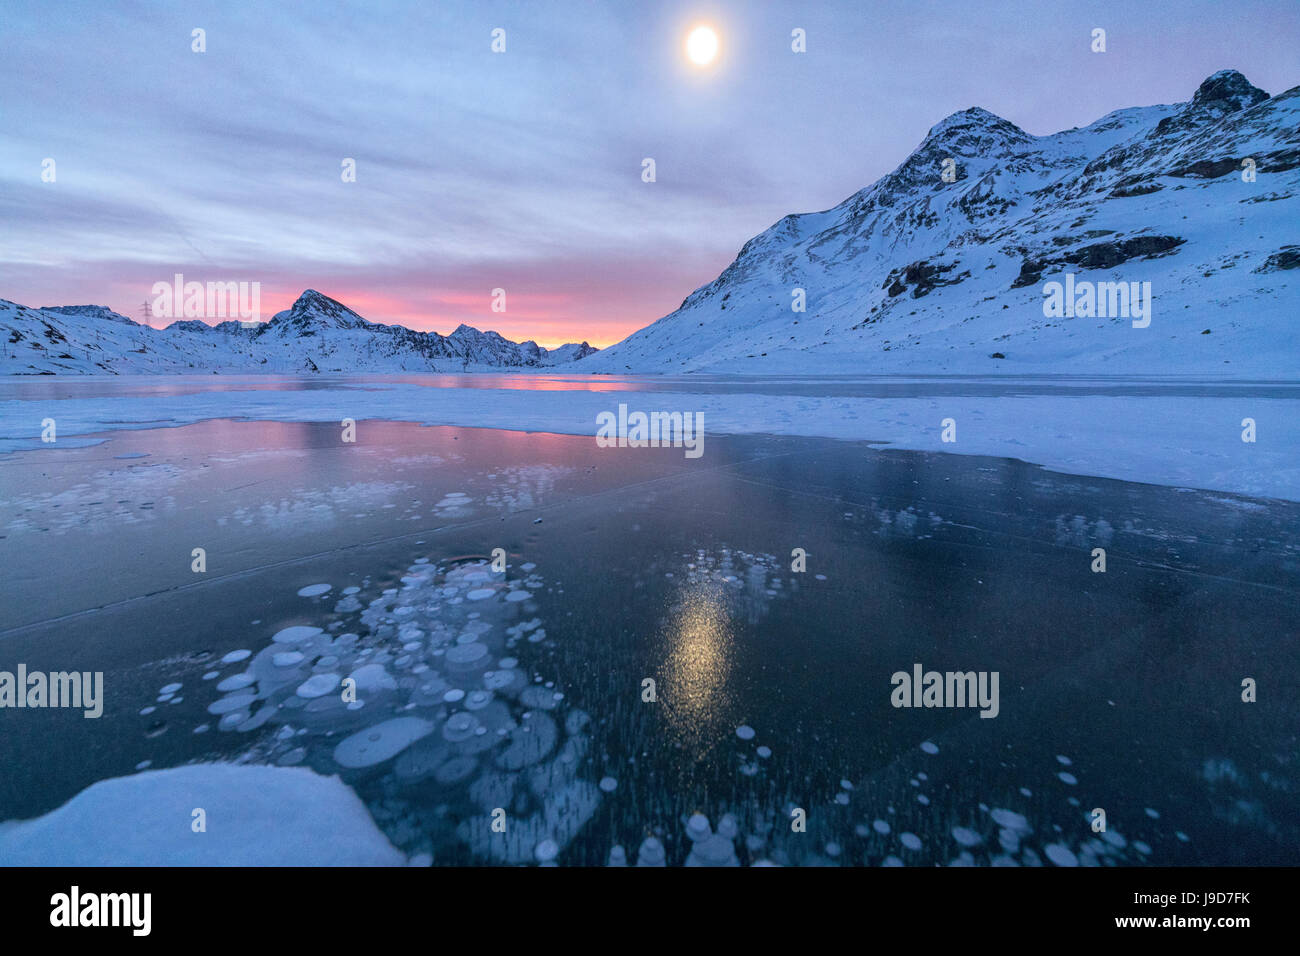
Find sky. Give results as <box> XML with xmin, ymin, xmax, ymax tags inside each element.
<box><xmin>2</xmin><ymin>0</ymin><xmax>1297</xmax><ymax>348</ymax></box>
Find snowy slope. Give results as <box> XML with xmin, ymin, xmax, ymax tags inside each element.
<box><xmin>0</xmin><ymin>763</ymin><xmax>405</xmax><ymax>865</ymax></box>
<box><xmin>0</xmin><ymin>290</ymin><xmax>599</xmax><ymax>375</ymax></box>
<box><xmin>582</xmin><ymin>71</ymin><xmax>1300</xmax><ymax>375</ymax></box>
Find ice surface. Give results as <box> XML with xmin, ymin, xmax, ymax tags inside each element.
<box><xmin>6</xmin><ymin>376</ymin><xmax>1297</xmax><ymax>500</ymax></box>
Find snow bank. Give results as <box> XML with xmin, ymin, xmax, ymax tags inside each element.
<box><xmin>0</xmin><ymin>763</ymin><xmax>405</xmax><ymax>865</ymax></box>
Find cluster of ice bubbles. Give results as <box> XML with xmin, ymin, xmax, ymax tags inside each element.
<box><xmin>857</xmin><ymin>745</ymin><xmax>1186</xmax><ymax>867</ymax></box>
<box><xmin>185</xmin><ymin>556</ymin><xmax>604</xmax><ymax>864</ymax></box>
<box><xmin>605</xmin><ymin>812</ymin><xmax>750</xmax><ymax>867</ymax></box>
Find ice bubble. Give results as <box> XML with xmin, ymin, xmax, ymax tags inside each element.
<box><xmin>1057</xmin><ymin>772</ymin><xmax>1078</xmax><ymax>785</ymax></box>
<box><xmin>218</xmin><ymin>712</ymin><xmax>247</xmax><ymax>731</ymax></box>
<box><xmin>135</xmin><ymin>760</ymin><xmax>151</xmax><ymax>770</ymax></box>
<box><xmin>825</xmin><ymin>842</ymin><xmax>842</xmax><ymax>857</ymax></box>
<box><xmin>687</xmin><ymin>834</ymin><xmax>739</xmax><ymax>867</ymax></box>
<box><xmin>990</xmin><ymin>809</ymin><xmax>1031</xmax><ymax>833</ymax></box>
<box><xmin>519</xmin><ymin>685</ymin><xmax>559</xmax><ymax>710</ymax></box>
<box><xmin>598</xmin><ymin>776</ymin><xmax>618</xmax><ymax>793</ymax></box>
<box><xmin>497</xmin><ymin>712</ymin><xmax>558</xmax><ymax>770</ymax></box>
<box><xmin>442</xmin><ymin>711</ymin><xmax>481</xmax><ymax>743</ymax></box>
<box><xmin>159</xmin><ymin>683</ymin><xmax>182</xmax><ymax>695</ymax></box>
<box><xmin>445</xmin><ymin>643</ymin><xmax>489</xmax><ymax>668</ymax></box>
<box><xmin>1044</xmin><ymin>843</ymin><xmax>1078</xmax><ymax>867</ymax></box>
<box><xmin>201</xmin><ymin>671</ymin><xmax>219</xmax><ymax>680</ymax></box>
<box><xmin>433</xmin><ymin>755</ymin><xmax>478</xmax><ymax>784</ymax></box>
<box><xmin>900</xmin><ymin>832</ymin><xmax>922</xmax><ymax>851</ymax></box>
<box><xmin>873</xmin><ymin>819</ymin><xmax>891</xmax><ymax>835</ymax></box>
<box><xmin>342</xmin><ymin>586</ymin><xmax>361</xmax><ymax>595</ymax></box>
<box><xmin>534</xmin><ymin>839</ymin><xmax>559</xmax><ymax>863</ymax></box>
<box><xmin>686</xmin><ymin>813</ymin><xmax>712</xmax><ymax>841</ymax></box>
<box><xmin>756</xmin><ymin>745</ymin><xmax>772</xmax><ymax>759</ymax></box>
<box><xmin>1133</xmin><ymin>841</ymin><xmax>1151</xmax><ymax>855</ymax></box>
<box><xmin>1056</xmin><ymin>755</ymin><xmax>1072</xmax><ymax>766</ymax></box>
<box><xmin>207</xmin><ymin>694</ymin><xmax>256</xmax><ymax>715</ymax></box>
<box><xmin>498</xmin><ymin>657</ymin><xmax>518</xmax><ymax>669</ymax></box>
<box><xmin>466</xmin><ymin>589</ymin><xmax>495</xmax><ymax>601</ymax></box>
<box><xmin>272</xmin><ymin>626</ymin><xmax>324</xmax><ymax>644</ymax></box>
<box><xmin>521</xmin><ymin>562</ymin><xmax>537</xmax><ymax>571</ymax></box>
<box><xmin>276</xmin><ymin>748</ymin><xmax>307</xmax><ymax>767</ymax></box>
<box><xmin>951</xmin><ymin>827</ymin><xmax>983</xmax><ymax>847</ymax></box>
<box><xmin>920</xmin><ymin>741</ymin><xmax>939</xmax><ymax>754</ymax></box>
<box><xmin>505</xmin><ymin>591</ymin><xmax>531</xmax><ymax>602</ymax></box>
<box><xmin>272</xmin><ymin>652</ymin><xmax>304</xmax><ymax>668</ymax></box>
<box><xmin>1175</xmin><ymin>831</ymin><xmax>1190</xmax><ymax>843</ymax></box>
<box><xmin>333</xmin><ymin>717</ymin><xmax>434</xmax><ymax>769</ymax></box>
<box><xmin>297</xmin><ymin>584</ymin><xmax>332</xmax><ymax>598</ymax></box>
<box><xmin>296</xmin><ymin>674</ymin><xmax>340</xmax><ymax>699</ymax></box>
<box><xmin>348</xmin><ymin>664</ymin><xmax>396</xmax><ymax>693</ymax></box>
<box><xmin>736</xmin><ymin>725</ymin><xmax>756</xmax><ymax>740</ymax></box>
<box><xmin>392</xmin><ymin>739</ymin><xmax>450</xmax><ymax>783</ymax></box>
<box><xmin>836</xmin><ymin>793</ymin><xmax>851</xmax><ymax>805</ymax></box>
<box><xmin>636</xmin><ymin>836</ymin><xmax>666</xmax><ymax>867</ymax></box>
<box><xmin>216</xmin><ymin>673</ymin><xmax>254</xmax><ymax>692</ymax></box>
<box><xmin>193</xmin><ymin>723</ymin><xmax>209</xmax><ymax>734</ymax></box>
<box><xmin>465</xmin><ymin>691</ymin><xmax>493</xmax><ymax>711</ymax></box>
<box><xmin>882</xmin><ymin>856</ymin><xmax>904</xmax><ymax>867</ymax></box>
<box><xmin>608</xmin><ymin>845</ymin><xmax>627</xmax><ymax>867</ymax></box>
<box><xmin>443</xmin><ymin>689</ymin><xmax>466</xmax><ymax>703</ymax></box>
<box><xmin>139</xmin><ymin>706</ymin><xmax>155</xmax><ymax>716</ymax></box>
<box><xmin>916</xmin><ymin>794</ymin><xmax>930</xmax><ymax>806</ymax></box>
<box><xmin>1144</xmin><ymin>807</ymin><xmax>1160</xmax><ymax>819</ymax></box>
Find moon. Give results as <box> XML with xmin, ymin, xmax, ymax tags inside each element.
<box><xmin>686</xmin><ymin>25</ymin><xmax>719</xmax><ymax>66</ymax></box>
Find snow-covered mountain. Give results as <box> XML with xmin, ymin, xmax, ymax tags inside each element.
<box><xmin>1</xmin><ymin>290</ymin><xmax>598</xmax><ymax>374</ymax></box>
<box><xmin>582</xmin><ymin>70</ymin><xmax>1299</xmax><ymax>375</ymax></box>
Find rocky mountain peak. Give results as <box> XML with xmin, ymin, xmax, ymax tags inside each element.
<box><xmin>1192</xmin><ymin>70</ymin><xmax>1268</xmax><ymax>112</ymax></box>
<box><xmin>921</xmin><ymin>107</ymin><xmax>1032</xmax><ymax>152</ymax></box>
<box><xmin>280</xmin><ymin>290</ymin><xmax>369</xmax><ymax>330</ymax></box>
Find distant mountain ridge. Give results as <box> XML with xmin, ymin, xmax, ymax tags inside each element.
<box><xmin>1</xmin><ymin>290</ymin><xmax>598</xmax><ymax>374</ymax></box>
<box><xmin>580</xmin><ymin>70</ymin><xmax>1300</xmax><ymax>375</ymax></box>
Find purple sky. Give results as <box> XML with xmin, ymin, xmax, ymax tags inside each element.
<box><xmin>2</xmin><ymin>0</ymin><xmax>1297</xmax><ymax>346</ymax></box>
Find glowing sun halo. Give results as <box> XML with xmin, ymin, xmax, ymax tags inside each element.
<box><xmin>686</xmin><ymin>25</ymin><xmax>719</xmax><ymax>66</ymax></box>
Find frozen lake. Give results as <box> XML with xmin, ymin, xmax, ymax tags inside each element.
<box><xmin>1</xmin><ymin>388</ymin><xmax>1297</xmax><ymax>865</ymax></box>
